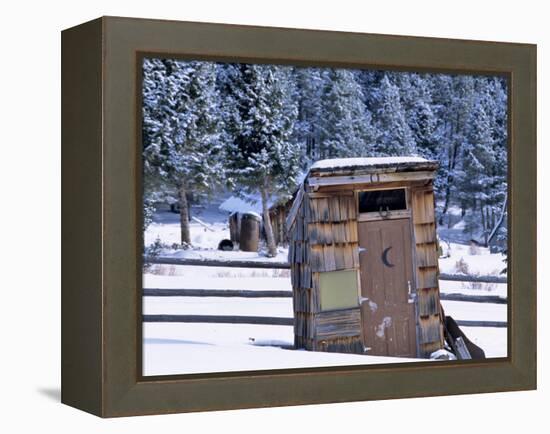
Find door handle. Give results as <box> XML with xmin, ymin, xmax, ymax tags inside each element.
<box><xmin>407</xmin><ymin>280</ymin><xmax>415</xmax><ymax>303</ymax></box>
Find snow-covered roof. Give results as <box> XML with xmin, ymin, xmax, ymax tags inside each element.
<box><xmin>285</xmin><ymin>157</ymin><xmax>439</xmax><ymax>229</ymax></box>
<box><xmin>311</xmin><ymin>156</ymin><xmax>427</xmax><ymax>169</ymax></box>
<box><xmin>219</xmin><ymin>194</ymin><xmax>275</xmax><ymax>215</ymax></box>
<box><xmin>309</xmin><ymin>156</ymin><xmax>438</xmax><ymax>174</ymax></box>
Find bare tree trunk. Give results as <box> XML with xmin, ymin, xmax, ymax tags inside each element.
<box><xmin>260</xmin><ymin>187</ymin><xmax>277</xmax><ymax>257</ymax></box>
<box><xmin>480</xmin><ymin>203</ymin><xmax>487</xmax><ymax>246</ymax></box>
<box><xmin>487</xmin><ymin>192</ymin><xmax>507</xmax><ymax>246</ymax></box>
<box><xmin>442</xmin><ymin>140</ymin><xmax>461</xmax><ymax>228</ymax></box>
<box><xmin>178</xmin><ymin>184</ymin><xmax>191</xmax><ymax>246</ymax></box>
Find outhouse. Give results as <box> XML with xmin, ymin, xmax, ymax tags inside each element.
<box><xmin>286</xmin><ymin>157</ymin><xmax>444</xmax><ymax>358</ymax></box>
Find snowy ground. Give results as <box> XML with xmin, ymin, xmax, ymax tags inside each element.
<box><xmin>143</xmin><ymin>202</ymin><xmax>508</xmax><ymax>376</ymax></box>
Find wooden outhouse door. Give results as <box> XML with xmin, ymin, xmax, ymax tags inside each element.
<box><xmin>358</xmin><ymin>219</ymin><xmax>417</xmax><ymax>357</ymax></box>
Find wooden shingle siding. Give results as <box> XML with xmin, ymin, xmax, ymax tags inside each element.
<box><xmin>416</xmin><ymin>244</ymin><xmax>439</xmax><ymax>268</ymax></box>
<box><xmin>290</xmin><ymin>190</ymin><xmax>364</xmax><ymax>352</ymax></box>
<box><xmin>294</xmin><ymin>312</ymin><xmax>315</xmax><ymax>340</ymax></box>
<box><xmin>412</xmin><ymin>189</ymin><xmax>435</xmax><ymax>224</ymax></box>
<box><xmin>310</xmin><ymin>244</ymin><xmax>359</xmax><ymax>272</ymax></box>
<box><xmin>416</xmin><ymin>269</ymin><xmax>439</xmax><ymax>289</ymax></box>
<box><xmin>293</xmin><ymin>287</ymin><xmax>318</xmax><ymax>313</ymax></box>
<box><xmin>418</xmin><ymin>314</ymin><xmax>443</xmax><ymax>344</ymax></box>
<box><xmin>417</xmin><ymin>288</ymin><xmax>439</xmax><ymax>317</ymax></box>
<box><xmin>307</xmin><ymin>195</ymin><xmax>356</xmax><ymax>223</ymax></box>
<box><xmin>315</xmin><ymin>309</ymin><xmax>362</xmax><ymax>340</ymax></box>
<box><xmin>315</xmin><ymin>336</ymin><xmax>364</xmax><ymax>354</ymax></box>
<box><xmin>412</xmin><ymin>186</ymin><xmax>444</xmax><ymax>355</ymax></box>
<box><xmin>413</xmin><ymin>222</ymin><xmax>437</xmax><ymax>244</ymax></box>
<box><xmin>419</xmin><ymin>339</ymin><xmax>444</xmax><ymax>358</ymax></box>
<box><xmin>307</xmin><ymin>221</ymin><xmax>359</xmax><ymax>245</ymax></box>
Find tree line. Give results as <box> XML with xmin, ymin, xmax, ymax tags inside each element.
<box><xmin>142</xmin><ymin>58</ymin><xmax>508</xmax><ymax>255</ymax></box>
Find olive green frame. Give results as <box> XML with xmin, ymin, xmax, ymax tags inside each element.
<box><xmin>61</xmin><ymin>16</ymin><xmax>536</xmax><ymax>417</ymax></box>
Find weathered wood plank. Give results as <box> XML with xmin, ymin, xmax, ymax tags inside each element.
<box><xmin>285</xmin><ymin>184</ymin><xmax>305</xmax><ymax>229</ymax></box>
<box><xmin>455</xmin><ymin>320</ymin><xmax>507</xmax><ymax>328</ymax></box>
<box><xmin>144</xmin><ymin>256</ymin><xmax>291</xmax><ymax>269</ymax></box>
<box><xmin>439</xmin><ymin>293</ymin><xmax>507</xmax><ymax>304</ymax></box>
<box><xmin>417</xmin><ymin>287</ymin><xmax>439</xmax><ymax>316</ymax></box>
<box><xmin>143</xmin><ymin>315</ymin><xmax>294</xmax><ymax>325</ymax></box>
<box><xmin>413</xmin><ymin>222</ymin><xmax>437</xmax><ymax>244</ymax></box>
<box><xmin>308</xmin><ymin>171</ymin><xmax>436</xmax><ymax>188</ymax></box>
<box><xmin>418</xmin><ymin>314</ymin><xmax>443</xmax><ymax>344</ymax></box>
<box><xmin>416</xmin><ymin>268</ymin><xmax>439</xmax><ymax>289</ymax></box>
<box><xmin>439</xmin><ymin>273</ymin><xmax>507</xmax><ymax>284</ymax></box>
<box><xmin>143</xmin><ymin>288</ymin><xmax>293</xmax><ymax>298</ymax></box>
<box><xmin>412</xmin><ymin>189</ymin><xmax>435</xmax><ymax>224</ymax></box>
<box><xmin>146</xmin><ymin>256</ymin><xmax>505</xmax><ymax>284</ymax></box>
<box><xmin>416</xmin><ymin>243</ymin><xmax>439</xmax><ymax>268</ymax></box>
<box><xmin>315</xmin><ymin>308</ymin><xmax>362</xmax><ymax>340</ymax></box>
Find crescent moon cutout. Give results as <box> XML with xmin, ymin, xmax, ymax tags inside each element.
<box><xmin>381</xmin><ymin>246</ymin><xmax>395</xmax><ymax>267</ymax></box>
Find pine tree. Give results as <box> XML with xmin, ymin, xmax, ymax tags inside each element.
<box><xmin>224</xmin><ymin>64</ymin><xmax>300</xmax><ymax>256</ymax></box>
<box><xmin>318</xmin><ymin>69</ymin><xmax>377</xmax><ymax>158</ymax></box>
<box><xmin>458</xmin><ymin>77</ymin><xmax>508</xmax><ymax>245</ymax></box>
<box><xmin>142</xmin><ymin>58</ymin><xmax>224</xmax><ymax>245</ymax></box>
<box><xmin>293</xmin><ymin>67</ymin><xmax>324</xmax><ymax>165</ymax></box>
<box><xmin>373</xmin><ymin>74</ymin><xmax>416</xmax><ymax>155</ymax></box>
<box><xmin>395</xmin><ymin>73</ymin><xmax>438</xmax><ymax>158</ymax></box>
<box><xmin>431</xmin><ymin>74</ymin><xmax>476</xmax><ymax>226</ymax></box>
<box><xmin>459</xmin><ymin>91</ymin><xmax>496</xmax><ymax>242</ymax></box>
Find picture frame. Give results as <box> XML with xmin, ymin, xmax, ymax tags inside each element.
<box><xmin>61</xmin><ymin>16</ymin><xmax>536</xmax><ymax>417</ymax></box>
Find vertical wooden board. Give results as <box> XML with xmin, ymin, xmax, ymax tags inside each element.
<box><xmin>418</xmin><ymin>288</ymin><xmax>439</xmax><ymax>316</ymax></box>
<box><xmin>412</xmin><ymin>189</ymin><xmax>435</xmax><ymax>224</ymax></box>
<box><xmin>310</xmin><ymin>245</ymin><xmax>323</xmax><ymax>272</ymax></box>
<box><xmin>307</xmin><ymin>223</ymin><xmax>318</xmax><ymax>244</ymax></box>
<box><xmin>416</xmin><ymin>243</ymin><xmax>439</xmax><ymax>268</ymax></box>
<box><xmin>330</xmin><ymin>223</ymin><xmax>346</xmax><ymax>244</ymax></box>
<box><xmin>414</xmin><ymin>222</ymin><xmax>436</xmax><ymax>244</ymax></box>
<box><xmin>320</xmin><ymin>198</ymin><xmax>330</xmax><ymax>222</ymax></box>
<box><xmin>416</xmin><ymin>268</ymin><xmax>438</xmax><ymax>289</ymax></box>
<box><xmin>295</xmin><ymin>215</ymin><xmax>302</xmax><ymax>241</ymax></box>
<box><xmin>422</xmin><ymin>191</ymin><xmax>435</xmax><ymax>224</ymax></box>
<box><xmin>344</xmin><ymin>244</ymin><xmax>351</xmax><ymax>270</ymax></box>
<box><xmin>305</xmin><ymin>197</ymin><xmax>312</xmax><ymax>223</ymax></box>
<box><xmin>418</xmin><ymin>315</ymin><xmax>442</xmax><ymax>344</ymax></box>
<box><xmin>308</xmin><ymin>197</ymin><xmax>317</xmax><ymax>222</ymax></box>
<box><xmin>323</xmin><ymin>223</ymin><xmax>332</xmax><ymax>244</ymax></box>
<box><xmin>328</xmin><ymin>196</ymin><xmax>341</xmax><ymax>221</ymax></box>
<box><xmin>342</xmin><ymin>244</ymin><xmax>352</xmax><ymax>269</ymax></box>
<box><xmin>334</xmin><ymin>245</ymin><xmax>346</xmax><ymax>270</ymax></box>
<box><xmin>338</xmin><ymin>196</ymin><xmax>349</xmax><ymax>221</ymax></box>
<box><xmin>352</xmin><ymin>242</ymin><xmax>360</xmax><ymax>268</ymax></box>
<box><xmin>323</xmin><ymin>244</ymin><xmax>336</xmax><ymax>271</ymax></box>
<box><xmin>349</xmin><ymin>221</ymin><xmax>358</xmax><ymax>243</ymax></box>
<box><xmin>350</xmin><ymin>195</ymin><xmax>357</xmax><ymax>219</ymax></box>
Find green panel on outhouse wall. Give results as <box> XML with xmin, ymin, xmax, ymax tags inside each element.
<box><xmin>319</xmin><ymin>270</ymin><xmax>359</xmax><ymax>311</ymax></box>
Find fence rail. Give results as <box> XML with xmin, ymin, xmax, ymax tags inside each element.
<box><xmin>144</xmin><ymin>314</ymin><xmax>294</xmax><ymax>326</ymax></box>
<box><xmin>143</xmin><ymin>314</ymin><xmax>506</xmax><ymax>328</ymax></box>
<box><xmin>145</xmin><ymin>256</ymin><xmax>507</xmax><ymax>284</ymax></box>
<box><xmin>143</xmin><ymin>288</ymin><xmax>507</xmax><ymax>304</ymax></box>
<box><xmin>143</xmin><ymin>288</ymin><xmax>292</xmax><ymax>298</ymax></box>
<box><xmin>144</xmin><ymin>256</ymin><xmax>507</xmax><ymax>328</ymax></box>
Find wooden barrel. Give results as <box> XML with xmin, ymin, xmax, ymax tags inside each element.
<box><xmin>229</xmin><ymin>212</ymin><xmax>240</xmax><ymax>242</ymax></box>
<box><xmin>239</xmin><ymin>212</ymin><xmax>261</xmax><ymax>252</ymax></box>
